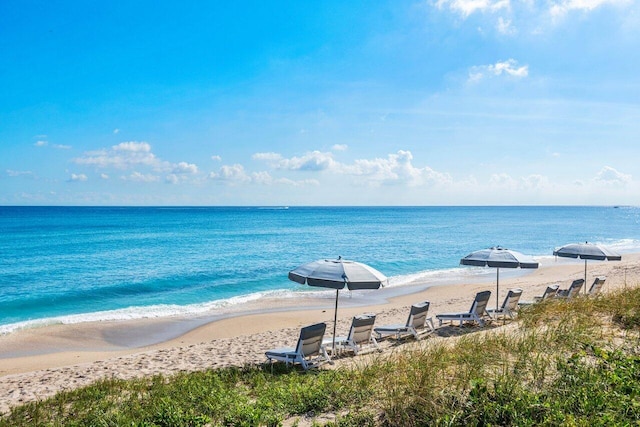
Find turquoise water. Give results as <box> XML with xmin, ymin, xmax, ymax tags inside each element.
<box><xmin>1</xmin><ymin>206</ymin><xmax>639</xmax><ymax>333</ymax></box>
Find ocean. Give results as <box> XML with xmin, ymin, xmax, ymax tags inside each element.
<box><xmin>1</xmin><ymin>206</ymin><xmax>639</xmax><ymax>334</ymax></box>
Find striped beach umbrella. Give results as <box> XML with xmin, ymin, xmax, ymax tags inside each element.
<box><xmin>289</xmin><ymin>256</ymin><xmax>387</xmax><ymax>355</ymax></box>
<box><xmin>461</xmin><ymin>246</ymin><xmax>539</xmax><ymax>311</ymax></box>
<box><xmin>553</xmin><ymin>242</ymin><xmax>621</xmax><ymax>293</ymax></box>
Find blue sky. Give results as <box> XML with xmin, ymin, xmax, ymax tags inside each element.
<box><xmin>1</xmin><ymin>0</ymin><xmax>639</xmax><ymax>206</ymax></box>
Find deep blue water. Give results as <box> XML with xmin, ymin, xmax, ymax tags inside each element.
<box><xmin>1</xmin><ymin>206</ymin><xmax>639</xmax><ymax>332</ymax></box>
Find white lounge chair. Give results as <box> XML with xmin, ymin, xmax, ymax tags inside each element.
<box><xmin>265</xmin><ymin>322</ymin><xmax>331</xmax><ymax>370</ymax></box>
<box><xmin>587</xmin><ymin>277</ymin><xmax>606</xmax><ymax>296</ymax></box>
<box><xmin>519</xmin><ymin>284</ymin><xmax>560</xmax><ymax>306</ymax></box>
<box><xmin>323</xmin><ymin>314</ymin><xmax>380</xmax><ymax>355</ymax></box>
<box><xmin>436</xmin><ymin>290</ymin><xmax>491</xmax><ymax>327</ymax></box>
<box><xmin>374</xmin><ymin>301</ymin><xmax>434</xmax><ymax>340</ymax></box>
<box><xmin>556</xmin><ymin>279</ymin><xmax>584</xmax><ymax>299</ymax></box>
<box><xmin>487</xmin><ymin>288</ymin><xmax>523</xmax><ymax>320</ymax></box>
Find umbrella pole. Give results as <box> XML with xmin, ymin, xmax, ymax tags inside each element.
<box><xmin>584</xmin><ymin>259</ymin><xmax>588</xmax><ymax>294</ymax></box>
<box><xmin>332</xmin><ymin>289</ymin><xmax>339</xmax><ymax>356</ymax></box>
<box><xmin>496</xmin><ymin>267</ymin><xmax>500</xmax><ymax>312</ymax></box>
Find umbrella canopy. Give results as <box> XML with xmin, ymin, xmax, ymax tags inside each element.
<box><xmin>461</xmin><ymin>246</ymin><xmax>539</xmax><ymax>311</ymax></box>
<box><xmin>553</xmin><ymin>242</ymin><xmax>621</xmax><ymax>292</ymax></box>
<box><xmin>288</xmin><ymin>257</ymin><xmax>387</xmax><ymax>354</ymax></box>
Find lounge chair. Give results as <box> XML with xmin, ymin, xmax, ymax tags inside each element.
<box><xmin>374</xmin><ymin>301</ymin><xmax>434</xmax><ymax>340</ymax></box>
<box><xmin>487</xmin><ymin>288</ymin><xmax>523</xmax><ymax>320</ymax></box>
<box><xmin>587</xmin><ymin>277</ymin><xmax>606</xmax><ymax>296</ymax></box>
<box><xmin>436</xmin><ymin>290</ymin><xmax>491</xmax><ymax>327</ymax></box>
<box><xmin>265</xmin><ymin>322</ymin><xmax>331</xmax><ymax>370</ymax></box>
<box><xmin>519</xmin><ymin>284</ymin><xmax>559</xmax><ymax>306</ymax></box>
<box><xmin>323</xmin><ymin>314</ymin><xmax>380</xmax><ymax>355</ymax></box>
<box><xmin>556</xmin><ymin>279</ymin><xmax>584</xmax><ymax>299</ymax></box>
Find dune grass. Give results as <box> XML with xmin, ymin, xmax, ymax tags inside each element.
<box><xmin>2</xmin><ymin>286</ymin><xmax>639</xmax><ymax>426</ymax></box>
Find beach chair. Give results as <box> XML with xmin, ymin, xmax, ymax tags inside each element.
<box><xmin>587</xmin><ymin>277</ymin><xmax>606</xmax><ymax>296</ymax></box>
<box><xmin>436</xmin><ymin>290</ymin><xmax>492</xmax><ymax>327</ymax></box>
<box><xmin>556</xmin><ymin>279</ymin><xmax>584</xmax><ymax>299</ymax></box>
<box><xmin>323</xmin><ymin>314</ymin><xmax>380</xmax><ymax>355</ymax></box>
<box><xmin>519</xmin><ymin>284</ymin><xmax>560</xmax><ymax>306</ymax></box>
<box><xmin>265</xmin><ymin>322</ymin><xmax>331</xmax><ymax>370</ymax></box>
<box><xmin>487</xmin><ymin>288</ymin><xmax>523</xmax><ymax>320</ymax></box>
<box><xmin>374</xmin><ymin>301</ymin><xmax>434</xmax><ymax>340</ymax></box>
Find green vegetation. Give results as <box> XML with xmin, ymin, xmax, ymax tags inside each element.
<box><xmin>2</xmin><ymin>287</ymin><xmax>640</xmax><ymax>426</ymax></box>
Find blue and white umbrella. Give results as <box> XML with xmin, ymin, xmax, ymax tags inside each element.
<box><xmin>289</xmin><ymin>256</ymin><xmax>387</xmax><ymax>354</ymax></box>
<box><xmin>461</xmin><ymin>246</ymin><xmax>539</xmax><ymax>311</ymax></box>
<box><xmin>553</xmin><ymin>242</ymin><xmax>621</xmax><ymax>293</ymax></box>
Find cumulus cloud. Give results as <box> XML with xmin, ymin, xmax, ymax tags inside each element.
<box><xmin>100</xmin><ymin>173</ymin><xmax>109</xmax><ymax>180</ymax></box>
<box><xmin>172</xmin><ymin>162</ymin><xmax>198</xmax><ymax>174</ymax></box>
<box><xmin>253</xmin><ymin>151</ymin><xmax>336</xmax><ymax>171</ymax></box>
<box><xmin>211</xmin><ymin>155</ymin><xmax>222</xmax><ymax>161</ymax></box>
<box><xmin>594</xmin><ymin>166</ymin><xmax>631</xmax><ymax>186</ymax></box>
<box><xmin>253</xmin><ymin>149</ymin><xmax>451</xmax><ymax>187</ymax></box>
<box><xmin>346</xmin><ymin>150</ymin><xmax>451</xmax><ymax>187</ymax></box>
<box><xmin>34</xmin><ymin>140</ymin><xmax>48</xmax><ymax>147</ymax></box>
<box><xmin>68</xmin><ymin>173</ymin><xmax>88</xmax><ymax>182</ymax></box>
<box><xmin>489</xmin><ymin>173</ymin><xmax>550</xmax><ymax>190</ymax></box>
<box><xmin>208</xmin><ymin>164</ymin><xmax>319</xmax><ymax>187</ymax></box>
<box><xmin>208</xmin><ymin>164</ymin><xmax>251</xmax><ymax>183</ymax></box>
<box><xmin>332</xmin><ymin>144</ymin><xmax>348</xmax><ymax>152</ymax></box>
<box><xmin>435</xmin><ymin>0</ymin><xmax>510</xmax><ymax>17</ymax></box>
<box><xmin>469</xmin><ymin>59</ymin><xmax>528</xmax><ymax>82</ymax></box>
<box><xmin>73</xmin><ymin>141</ymin><xmax>201</xmax><ymax>181</ymax></box>
<box><xmin>122</xmin><ymin>172</ymin><xmax>160</xmax><ymax>183</ymax></box>
<box><xmin>74</xmin><ymin>141</ymin><xmax>165</xmax><ymax>170</ymax></box>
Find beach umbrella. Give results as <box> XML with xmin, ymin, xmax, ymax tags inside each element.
<box><xmin>460</xmin><ymin>246</ymin><xmax>539</xmax><ymax>311</ymax></box>
<box><xmin>288</xmin><ymin>256</ymin><xmax>387</xmax><ymax>355</ymax></box>
<box><xmin>553</xmin><ymin>242</ymin><xmax>621</xmax><ymax>293</ymax></box>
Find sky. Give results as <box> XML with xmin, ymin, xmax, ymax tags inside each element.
<box><xmin>1</xmin><ymin>0</ymin><xmax>639</xmax><ymax>206</ymax></box>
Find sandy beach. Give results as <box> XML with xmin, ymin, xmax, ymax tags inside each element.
<box><xmin>1</xmin><ymin>254</ymin><xmax>639</xmax><ymax>414</ymax></box>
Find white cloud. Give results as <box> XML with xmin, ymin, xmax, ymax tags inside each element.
<box><xmin>594</xmin><ymin>166</ymin><xmax>631</xmax><ymax>186</ymax></box>
<box><xmin>211</xmin><ymin>155</ymin><xmax>222</xmax><ymax>161</ymax></box>
<box><xmin>100</xmin><ymin>173</ymin><xmax>109</xmax><ymax>180</ymax></box>
<box><xmin>549</xmin><ymin>0</ymin><xmax>630</xmax><ymax>18</ymax></box>
<box><xmin>75</xmin><ymin>141</ymin><xmax>165</xmax><ymax>170</ymax></box>
<box><xmin>253</xmin><ymin>151</ymin><xmax>336</xmax><ymax>171</ymax></box>
<box><xmin>522</xmin><ymin>174</ymin><xmax>550</xmax><ymax>190</ymax></box>
<box><xmin>34</xmin><ymin>140</ymin><xmax>71</xmax><ymax>149</ymax></box>
<box><xmin>172</xmin><ymin>161</ymin><xmax>198</xmax><ymax>174</ymax></box>
<box><xmin>165</xmin><ymin>174</ymin><xmax>180</xmax><ymax>184</ymax></box>
<box><xmin>209</xmin><ymin>164</ymin><xmax>251</xmax><ymax>183</ymax></box>
<box><xmin>6</xmin><ymin>169</ymin><xmax>35</xmax><ymax>178</ymax></box>
<box><xmin>113</xmin><ymin>128</ymin><xmax>120</xmax><ymax>134</ymax></box>
<box><xmin>489</xmin><ymin>172</ymin><xmax>518</xmax><ymax>188</ymax></box>
<box><xmin>496</xmin><ymin>17</ymin><xmax>516</xmax><ymax>34</ymax></box>
<box><xmin>435</xmin><ymin>0</ymin><xmax>510</xmax><ymax>17</ymax></box>
<box><xmin>332</xmin><ymin>144</ymin><xmax>348</xmax><ymax>152</ymax></box>
<box><xmin>123</xmin><ymin>172</ymin><xmax>160</xmax><ymax>183</ymax></box>
<box><xmin>342</xmin><ymin>150</ymin><xmax>453</xmax><ymax>187</ymax></box>
<box><xmin>68</xmin><ymin>173</ymin><xmax>88</xmax><ymax>182</ymax></box>
<box><xmin>114</xmin><ymin>141</ymin><xmax>151</xmax><ymax>153</ymax></box>
<box><xmin>469</xmin><ymin>59</ymin><xmax>528</xmax><ymax>82</ymax></box>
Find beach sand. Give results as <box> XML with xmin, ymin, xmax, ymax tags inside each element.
<box><xmin>1</xmin><ymin>254</ymin><xmax>639</xmax><ymax>414</ymax></box>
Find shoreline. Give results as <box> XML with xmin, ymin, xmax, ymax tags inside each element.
<box><xmin>1</xmin><ymin>253</ymin><xmax>639</xmax><ymax>413</ymax></box>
